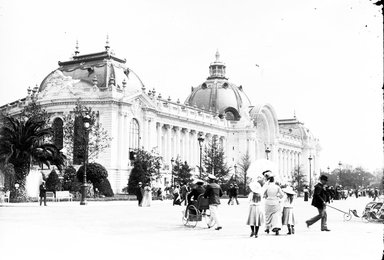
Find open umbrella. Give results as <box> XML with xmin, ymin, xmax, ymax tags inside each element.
<box><xmin>247</xmin><ymin>159</ymin><xmax>278</xmax><ymax>181</ymax></box>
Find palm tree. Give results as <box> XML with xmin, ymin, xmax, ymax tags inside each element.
<box><xmin>0</xmin><ymin>116</ymin><xmax>66</xmax><ymax>197</ymax></box>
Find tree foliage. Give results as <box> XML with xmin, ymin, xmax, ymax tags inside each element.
<box><xmin>290</xmin><ymin>165</ymin><xmax>307</xmax><ymax>196</ymax></box>
<box><xmin>172</xmin><ymin>158</ymin><xmax>193</xmax><ymax>185</ymax></box>
<box><xmin>202</xmin><ymin>136</ymin><xmax>230</xmax><ymax>184</ymax></box>
<box><xmin>132</xmin><ymin>148</ymin><xmax>163</xmax><ymax>181</ymax></box>
<box><xmin>46</xmin><ymin>169</ymin><xmax>61</xmax><ymax>192</ymax></box>
<box><xmin>63</xmin><ymin>103</ymin><xmax>112</xmax><ymax>164</ymax></box>
<box><xmin>237</xmin><ymin>151</ymin><xmax>252</xmax><ymax>195</ymax></box>
<box><xmin>127</xmin><ymin>164</ymin><xmax>147</xmax><ymax>194</ymax></box>
<box><xmin>77</xmin><ymin>162</ymin><xmax>114</xmax><ymax>197</ymax></box>
<box><xmin>0</xmin><ymin>116</ymin><xmax>66</xmax><ymax>193</ymax></box>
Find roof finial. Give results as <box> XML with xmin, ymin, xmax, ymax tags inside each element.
<box><xmin>74</xmin><ymin>40</ymin><xmax>80</xmax><ymax>56</ymax></box>
<box><xmin>215</xmin><ymin>49</ymin><xmax>220</xmax><ymax>62</ymax></box>
<box><xmin>105</xmin><ymin>35</ymin><xmax>110</xmax><ymax>52</ymax></box>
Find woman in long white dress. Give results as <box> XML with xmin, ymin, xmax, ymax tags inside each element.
<box><xmin>141</xmin><ymin>184</ymin><xmax>152</xmax><ymax>207</ymax></box>
<box><xmin>263</xmin><ymin>173</ymin><xmax>284</xmax><ymax>235</ymax></box>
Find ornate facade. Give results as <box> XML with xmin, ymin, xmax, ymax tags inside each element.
<box><xmin>0</xmin><ymin>42</ymin><xmax>321</xmax><ymax>193</ymax></box>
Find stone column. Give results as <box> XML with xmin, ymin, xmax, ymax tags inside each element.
<box><xmin>185</xmin><ymin>129</ymin><xmax>190</xmax><ymax>163</ymax></box>
<box><xmin>165</xmin><ymin>124</ymin><xmax>172</xmax><ymax>162</ymax></box>
<box><xmin>157</xmin><ymin>122</ymin><xmax>162</xmax><ymax>153</ymax></box>
<box><xmin>175</xmin><ymin>126</ymin><xmax>181</xmax><ymax>159</ymax></box>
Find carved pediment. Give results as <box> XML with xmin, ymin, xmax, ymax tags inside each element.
<box><xmin>38</xmin><ymin>70</ymin><xmax>99</xmax><ymax>99</ymax></box>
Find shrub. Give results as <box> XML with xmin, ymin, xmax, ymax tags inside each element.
<box><xmin>63</xmin><ymin>165</ymin><xmax>77</xmax><ymax>191</ymax></box>
<box><xmin>76</xmin><ymin>163</ymin><xmax>113</xmax><ymax>197</ymax></box>
<box><xmin>127</xmin><ymin>165</ymin><xmax>147</xmax><ymax>194</ymax></box>
<box><xmin>77</xmin><ymin>163</ymin><xmax>108</xmax><ymax>184</ymax></box>
<box><xmin>94</xmin><ymin>178</ymin><xmax>114</xmax><ymax>197</ymax></box>
<box><xmin>46</xmin><ymin>169</ymin><xmax>61</xmax><ymax>192</ymax></box>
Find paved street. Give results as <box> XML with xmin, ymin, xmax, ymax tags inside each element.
<box><xmin>0</xmin><ymin>196</ymin><xmax>382</xmax><ymax>260</ymax></box>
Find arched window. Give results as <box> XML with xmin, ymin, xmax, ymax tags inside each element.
<box><xmin>224</xmin><ymin>107</ymin><xmax>240</xmax><ymax>121</ymax></box>
<box><xmin>73</xmin><ymin>116</ymin><xmax>85</xmax><ymax>165</ymax></box>
<box><xmin>52</xmin><ymin>118</ymin><xmax>63</xmax><ymax>150</ymax></box>
<box><xmin>129</xmin><ymin>118</ymin><xmax>140</xmax><ymax>151</ymax></box>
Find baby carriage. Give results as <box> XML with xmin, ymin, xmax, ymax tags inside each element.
<box><xmin>327</xmin><ymin>204</ymin><xmax>360</xmax><ymax>221</ymax></box>
<box><xmin>361</xmin><ymin>201</ymin><xmax>384</xmax><ymax>223</ymax></box>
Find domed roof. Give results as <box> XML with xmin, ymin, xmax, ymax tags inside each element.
<box><xmin>185</xmin><ymin>51</ymin><xmax>251</xmax><ymax>120</ymax></box>
<box><xmin>39</xmin><ymin>41</ymin><xmax>144</xmax><ymax>95</ymax></box>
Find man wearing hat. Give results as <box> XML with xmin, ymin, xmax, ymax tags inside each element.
<box><xmin>187</xmin><ymin>179</ymin><xmax>206</xmax><ymax>205</ymax></box>
<box><xmin>135</xmin><ymin>182</ymin><xmax>144</xmax><ymax>207</ymax></box>
<box><xmin>305</xmin><ymin>175</ymin><xmax>331</xmax><ymax>231</ymax></box>
<box><xmin>203</xmin><ymin>174</ymin><xmax>223</xmax><ymax>230</ymax></box>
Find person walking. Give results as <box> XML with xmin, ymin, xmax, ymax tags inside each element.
<box><xmin>246</xmin><ymin>181</ymin><xmax>264</xmax><ymax>238</ymax></box>
<box><xmin>305</xmin><ymin>175</ymin><xmax>331</xmax><ymax>231</ymax></box>
<box><xmin>141</xmin><ymin>183</ymin><xmax>152</xmax><ymax>207</ymax></box>
<box><xmin>180</xmin><ymin>183</ymin><xmax>188</xmax><ymax>206</ymax></box>
<box><xmin>233</xmin><ymin>184</ymin><xmax>240</xmax><ymax>205</ymax></box>
<box><xmin>282</xmin><ymin>186</ymin><xmax>296</xmax><ymax>235</ymax></box>
<box><xmin>203</xmin><ymin>174</ymin><xmax>223</xmax><ymax>230</ymax></box>
<box><xmin>39</xmin><ymin>180</ymin><xmax>47</xmax><ymax>206</ymax></box>
<box><xmin>303</xmin><ymin>186</ymin><xmax>309</xmax><ymax>201</ymax></box>
<box><xmin>263</xmin><ymin>172</ymin><xmax>284</xmax><ymax>235</ymax></box>
<box><xmin>173</xmin><ymin>185</ymin><xmax>181</xmax><ymax>206</ymax></box>
<box><xmin>227</xmin><ymin>184</ymin><xmax>234</xmax><ymax>205</ymax></box>
<box><xmin>135</xmin><ymin>182</ymin><xmax>144</xmax><ymax>207</ymax></box>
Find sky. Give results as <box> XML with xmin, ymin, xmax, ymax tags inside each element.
<box><xmin>0</xmin><ymin>0</ymin><xmax>382</xmax><ymax>172</ymax></box>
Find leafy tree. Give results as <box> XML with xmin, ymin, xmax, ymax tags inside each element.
<box><xmin>62</xmin><ymin>165</ymin><xmax>77</xmax><ymax>191</ymax></box>
<box><xmin>290</xmin><ymin>165</ymin><xmax>307</xmax><ymax>196</ymax></box>
<box><xmin>19</xmin><ymin>99</ymin><xmax>50</xmax><ymax>125</ymax></box>
<box><xmin>237</xmin><ymin>152</ymin><xmax>252</xmax><ymax>195</ymax></box>
<box><xmin>0</xmin><ymin>116</ymin><xmax>66</xmax><ymax>200</ymax></box>
<box><xmin>131</xmin><ymin>148</ymin><xmax>163</xmax><ymax>181</ymax></box>
<box><xmin>46</xmin><ymin>169</ymin><xmax>61</xmax><ymax>193</ymax></box>
<box><xmin>127</xmin><ymin>164</ymin><xmax>147</xmax><ymax>194</ymax></box>
<box><xmin>202</xmin><ymin>136</ymin><xmax>230</xmax><ymax>184</ymax></box>
<box><xmin>172</xmin><ymin>158</ymin><xmax>193</xmax><ymax>185</ymax></box>
<box><xmin>63</xmin><ymin>103</ymin><xmax>112</xmax><ymax>164</ymax></box>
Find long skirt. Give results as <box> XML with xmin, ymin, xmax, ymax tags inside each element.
<box><xmin>246</xmin><ymin>205</ymin><xmax>264</xmax><ymax>226</ymax></box>
<box><xmin>141</xmin><ymin>192</ymin><xmax>152</xmax><ymax>207</ymax></box>
<box><xmin>282</xmin><ymin>207</ymin><xmax>295</xmax><ymax>225</ymax></box>
<box><xmin>265</xmin><ymin>203</ymin><xmax>282</xmax><ymax>230</ymax></box>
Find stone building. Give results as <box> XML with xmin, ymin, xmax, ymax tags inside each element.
<box><xmin>0</xmin><ymin>42</ymin><xmax>321</xmax><ymax>193</ymax></box>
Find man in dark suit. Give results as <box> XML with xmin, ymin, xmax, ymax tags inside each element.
<box><xmin>39</xmin><ymin>180</ymin><xmax>47</xmax><ymax>206</ymax></box>
<box><xmin>187</xmin><ymin>180</ymin><xmax>205</xmax><ymax>205</ymax></box>
<box><xmin>305</xmin><ymin>175</ymin><xmax>331</xmax><ymax>231</ymax></box>
<box><xmin>135</xmin><ymin>182</ymin><xmax>144</xmax><ymax>207</ymax></box>
<box><xmin>203</xmin><ymin>174</ymin><xmax>223</xmax><ymax>230</ymax></box>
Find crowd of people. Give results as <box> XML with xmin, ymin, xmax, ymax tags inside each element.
<box><xmin>133</xmin><ymin>168</ymin><xmax>383</xmax><ymax>237</ymax></box>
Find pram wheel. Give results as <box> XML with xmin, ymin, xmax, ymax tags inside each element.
<box><xmin>343</xmin><ymin>213</ymin><xmax>352</xmax><ymax>221</ymax></box>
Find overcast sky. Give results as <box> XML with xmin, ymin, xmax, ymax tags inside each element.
<box><xmin>0</xmin><ymin>0</ymin><xmax>382</xmax><ymax>172</ymax></box>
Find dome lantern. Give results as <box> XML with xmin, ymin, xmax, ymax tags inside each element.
<box><xmin>208</xmin><ymin>50</ymin><xmax>227</xmax><ymax>80</ymax></box>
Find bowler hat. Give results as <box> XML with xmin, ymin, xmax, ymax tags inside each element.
<box><xmin>320</xmin><ymin>175</ymin><xmax>328</xmax><ymax>181</ymax></box>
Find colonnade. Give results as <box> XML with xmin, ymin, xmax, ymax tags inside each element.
<box><xmin>277</xmin><ymin>148</ymin><xmax>301</xmax><ymax>183</ymax></box>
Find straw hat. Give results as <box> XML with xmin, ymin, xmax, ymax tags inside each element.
<box><xmin>249</xmin><ymin>181</ymin><xmax>262</xmax><ymax>194</ymax></box>
<box><xmin>193</xmin><ymin>179</ymin><xmax>204</xmax><ymax>185</ymax></box>
<box><xmin>282</xmin><ymin>186</ymin><xmax>296</xmax><ymax>195</ymax></box>
<box><xmin>207</xmin><ymin>174</ymin><xmax>217</xmax><ymax>180</ymax></box>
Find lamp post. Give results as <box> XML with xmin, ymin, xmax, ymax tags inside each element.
<box><xmin>265</xmin><ymin>146</ymin><xmax>271</xmax><ymax>160</ymax></box>
<box><xmin>170</xmin><ymin>157</ymin><xmax>175</xmax><ymax>187</ymax></box>
<box><xmin>308</xmin><ymin>155</ymin><xmax>313</xmax><ymax>198</ymax></box>
<box><xmin>14</xmin><ymin>183</ymin><xmax>19</xmax><ymax>202</ymax></box>
<box><xmin>234</xmin><ymin>164</ymin><xmax>237</xmax><ymax>184</ymax></box>
<box><xmin>80</xmin><ymin>114</ymin><xmax>92</xmax><ymax>206</ymax></box>
<box><xmin>338</xmin><ymin>161</ymin><xmax>342</xmax><ymax>186</ymax></box>
<box><xmin>197</xmin><ymin>134</ymin><xmax>205</xmax><ymax>178</ymax></box>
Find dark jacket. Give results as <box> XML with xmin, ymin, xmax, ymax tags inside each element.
<box><xmin>39</xmin><ymin>183</ymin><xmax>46</xmax><ymax>197</ymax></box>
<box><xmin>203</xmin><ymin>183</ymin><xmax>223</xmax><ymax>205</ymax></box>
<box><xmin>135</xmin><ymin>186</ymin><xmax>144</xmax><ymax>198</ymax></box>
<box><xmin>187</xmin><ymin>185</ymin><xmax>205</xmax><ymax>203</ymax></box>
<box><xmin>311</xmin><ymin>182</ymin><xmax>327</xmax><ymax>209</ymax></box>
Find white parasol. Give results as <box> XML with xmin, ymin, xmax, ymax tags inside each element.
<box><xmin>247</xmin><ymin>159</ymin><xmax>278</xmax><ymax>181</ymax></box>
